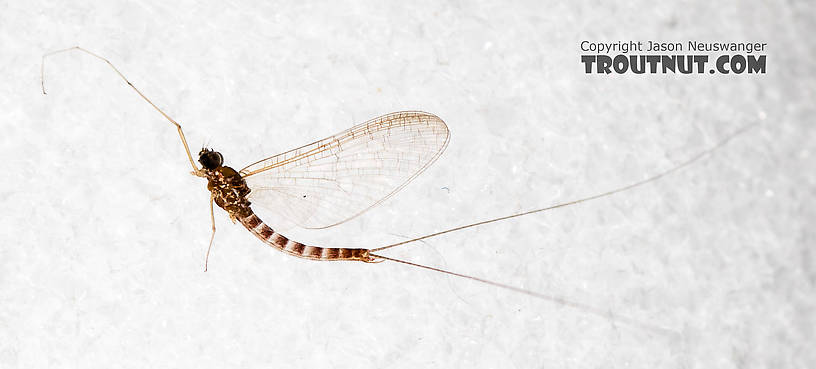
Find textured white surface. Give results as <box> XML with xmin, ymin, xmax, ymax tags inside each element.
<box><xmin>1</xmin><ymin>1</ymin><xmax>814</xmax><ymax>368</ymax></box>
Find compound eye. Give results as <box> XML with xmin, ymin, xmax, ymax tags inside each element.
<box><xmin>198</xmin><ymin>151</ymin><xmax>223</xmax><ymax>169</ymax></box>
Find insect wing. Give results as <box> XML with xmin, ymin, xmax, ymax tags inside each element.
<box><xmin>240</xmin><ymin>111</ymin><xmax>450</xmax><ymax>229</ymax></box>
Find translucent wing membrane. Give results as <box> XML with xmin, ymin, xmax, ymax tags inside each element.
<box><xmin>240</xmin><ymin>111</ymin><xmax>450</xmax><ymax>229</ymax></box>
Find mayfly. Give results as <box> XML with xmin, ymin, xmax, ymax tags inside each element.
<box><xmin>42</xmin><ymin>47</ymin><xmax>753</xmax><ymax>333</ymax></box>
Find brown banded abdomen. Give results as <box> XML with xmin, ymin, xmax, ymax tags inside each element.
<box><xmin>238</xmin><ymin>212</ymin><xmax>372</xmax><ymax>262</ymax></box>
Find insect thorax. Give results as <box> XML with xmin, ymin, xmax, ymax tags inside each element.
<box><xmin>205</xmin><ymin>166</ymin><xmax>253</xmax><ymax>219</ymax></box>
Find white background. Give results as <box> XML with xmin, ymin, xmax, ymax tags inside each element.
<box><xmin>1</xmin><ymin>1</ymin><xmax>813</xmax><ymax>368</ymax></box>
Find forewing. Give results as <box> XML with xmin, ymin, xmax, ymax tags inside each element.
<box><xmin>240</xmin><ymin>111</ymin><xmax>450</xmax><ymax>229</ymax></box>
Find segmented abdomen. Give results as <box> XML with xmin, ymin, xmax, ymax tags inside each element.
<box><xmin>238</xmin><ymin>211</ymin><xmax>373</xmax><ymax>262</ymax></box>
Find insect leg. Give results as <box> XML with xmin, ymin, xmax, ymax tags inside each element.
<box><xmin>41</xmin><ymin>46</ymin><xmax>200</xmax><ymax>174</ymax></box>
<box><xmin>204</xmin><ymin>194</ymin><xmax>217</xmax><ymax>272</ymax></box>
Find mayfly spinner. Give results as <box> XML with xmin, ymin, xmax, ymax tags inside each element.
<box><xmin>41</xmin><ymin>47</ymin><xmax>753</xmax><ymax>333</ymax></box>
